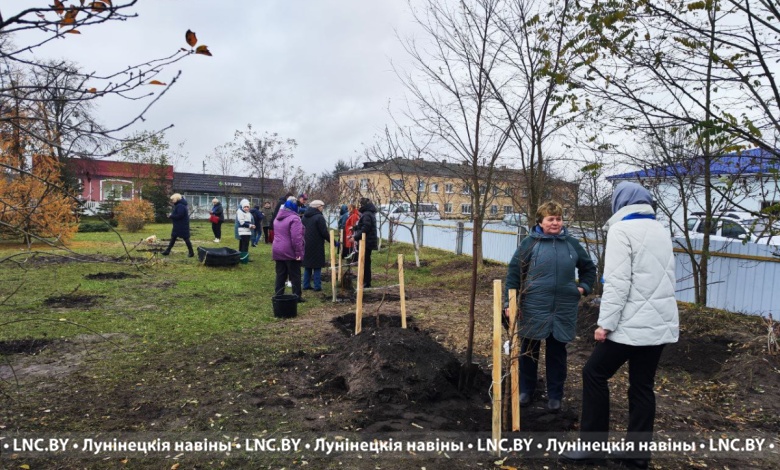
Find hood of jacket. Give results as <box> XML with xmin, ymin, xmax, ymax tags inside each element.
<box><xmin>359</xmin><ymin>202</ymin><xmax>377</xmax><ymax>214</ymax></box>
<box><xmin>612</xmin><ymin>181</ymin><xmax>653</xmax><ymax>213</ymax></box>
<box><xmin>175</xmin><ymin>198</ymin><xmax>188</xmax><ymax>207</ymax></box>
<box><xmin>303</xmin><ymin>206</ymin><xmax>322</xmax><ymax>219</ymax></box>
<box><xmin>339</xmin><ymin>204</ymin><xmax>348</xmax><ymax>215</ymax></box>
<box><xmin>276</xmin><ymin>207</ymin><xmax>298</xmax><ymax>222</ymax></box>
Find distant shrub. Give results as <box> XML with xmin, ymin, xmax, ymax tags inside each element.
<box><xmin>78</xmin><ymin>222</ymin><xmax>111</xmax><ymax>233</ymax></box>
<box><xmin>114</xmin><ymin>199</ymin><xmax>155</xmax><ymax>233</ymax></box>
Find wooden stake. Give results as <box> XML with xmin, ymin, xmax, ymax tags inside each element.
<box><xmin>508</xmin><ymin>288</ymin><xmax>520</xmax><ymax>432</ymax></box>
<box><xmin>355</xmin><ymin>236</ymin><xmax>366</xmax><ymax>335</ymax></box>
<box><xmin>398</xmin><ymin>254</ymin><xmax>407</xmax><ymax>329</ymax></box>
<box><xmin>337</xmin><ymin>229</ymin><xmax>344</xmax><ymax>283</ymax></box>
<box><xmin>330</xmin><ymin>229</ymin><xmax>337</xmax><ymax>302</ymax></box>
<box><xmin>492</xmin><ymin>279</ymin><xmax>502</xmax><ymax>456</ymax></box>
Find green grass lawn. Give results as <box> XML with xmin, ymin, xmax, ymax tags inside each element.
<box><xmin>0</xmin><ymin>221</ymin><xmax>462</xmax><ymax>348</ymax></box>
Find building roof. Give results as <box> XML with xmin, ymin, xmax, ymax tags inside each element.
<box><xmin>69</xmin><ymin>158</ymin><xmax>174</xmax><ymax>180</ymax></box>
<box><xmin>607</xmin><ymin>148</ymin><xmax>780</xmax><ymax>181</ymax></box>
<box><xmin>339</xmin><ymin>158</ymin><xmax>526</xmax><ymax>181</ymax></box>
<box><xmin>173</xmin><ymin>172</ymin><xmax>284</xmax><ymax>197</ymax></box>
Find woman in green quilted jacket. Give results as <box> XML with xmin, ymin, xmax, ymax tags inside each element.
<box><xmin>504</xmin><ymin>201</ymin><xmax>597</xmax><ymax>412</ymax></box>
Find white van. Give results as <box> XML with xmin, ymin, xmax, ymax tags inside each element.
<box><xmin>380</xmin><ymin>202</ymin><xmax>441</xmax><ymax>221</ymax></box>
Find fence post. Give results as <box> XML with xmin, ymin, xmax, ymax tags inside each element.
<box><xmin>456</xmin><ymin>222</ymin><xmax>465</xmax><ymax>255</ymax></box>
<box><xmin>416</xmin><ymin>219</ymin><xmax>424</xmax><ymax>248</ymax></box>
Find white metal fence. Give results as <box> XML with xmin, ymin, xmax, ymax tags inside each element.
<box><xmin>333</xmin><ymin>216</ymin><xmax>780</xmax><ymax>317</ymax></box>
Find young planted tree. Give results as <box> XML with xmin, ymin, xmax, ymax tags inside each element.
<box><xmin>364</xmin><ymin>126</ymin><xmax>437</xmax><ymax>267</ymax></box>
<box><xmin>400</xmin><ymin>0</ymin><xmax>516</xmax><ymax>387</ymax></box>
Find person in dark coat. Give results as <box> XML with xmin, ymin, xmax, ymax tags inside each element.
<box><xmin>337</xmin><ymin>204</ymin><xmax>348</xmax><ymax>255</ymax></box>
<box><xmin>250</xmin><ymin>205</ymin><xmax>264</xmax><ymax>247</ymax></box>
<box><xmin>352</xmin><ymin>197</ymin><xmax>378</xmax><ymax>288</ymax></box>
<box><xmin>162</xmin><ymin>193</ymin><xmax>194</xmax><ymax>257</ymax></box>
<box><xmin>301</xmin><ymin>200</ymin><xmax>330</xmax><ymax>291</ymax></box>
<box><xmin>261</xmin><ymin>201</ymin><xmax>273</xmax><ymax>243</ymax></box>
<box><xmin>503</xmin><ymin>201</ymin><xmax>597</xmax><ymax>412</ymax></box>
<box><xmin>210</xmin><ymin>198</ymin><xmax>224</xmax><ymax>242</ymax></box>
<box><xmin>296</xmin><ymin>193</ymin><xmax>309</xmax><ymax>216</ymax></box>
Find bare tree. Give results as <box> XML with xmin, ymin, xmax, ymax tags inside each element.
<box><xmin>363</xmin><ymin>126</ymin><xmax>438</xmax><ymax>267</ymax></box>
<box><xmin>399</xmin><ymin>0</ymin><xmax>515</xmax><ymax>387</ymax></box>
<box><xmin>234</xmin><ymin>124</ymin><xmax>297</xmax><ymax>202</ymax></box>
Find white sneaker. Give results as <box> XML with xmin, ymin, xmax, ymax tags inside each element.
<box><xmin>286</xmin><ymin>281</ymin><xmax>292</xmax><ymax>288</ymax></box>
<box><xmin>213</xmin><ymin>238</ymin><xmax>220</xmax><ymax>243</ymax></box>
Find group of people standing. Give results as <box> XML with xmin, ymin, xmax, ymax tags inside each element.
<box><xmin>270</xmin><ymin>194</ymin><xmax>378</xmax><ymax>303</ymax></box>
<box><xmin>505</xmin><ymin>182</ymin><xmax>679</xmax><ymax>469</ymax></box>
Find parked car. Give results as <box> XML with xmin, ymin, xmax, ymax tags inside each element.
<box><xmin>685</xmin><ymin>211</ymin><xmax>780</xmax><ymax>245</ymax></box>
<box><xmin>502</xmin><ymin>212</ymin><xmax>529</xmax><ymax>227</ymax></box>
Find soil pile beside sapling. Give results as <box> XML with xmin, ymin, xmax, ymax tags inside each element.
<box><xmin>320</xmin><ymin>314</ymin><xmax>488</xmax><ymax>406</ymax></box>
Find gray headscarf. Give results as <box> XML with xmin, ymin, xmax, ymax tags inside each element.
<box><xmin>611</xmin><ymin>181</ymin><xmax>654</xmax><ymax>214</ymax></box>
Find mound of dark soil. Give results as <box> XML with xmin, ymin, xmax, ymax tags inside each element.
<box><xmin>44</xmin><ymin>293</ymin><xmax>104</xmax><ymax>308</ymax></box>
<box><xmin>331</xmin><ymin>313</ymin><xmax>411</xmax><ymax>334</ymax></box>
<box><xmin>84</xmin><ymin>272</ymin><xmax>140</xmax><ymax>280</ymax></box>
<box><xmin>0</xmin><ymin>338</ymin><xmax>52</xmax><ymax>355</ymax></box>
<box><xmin>319</xmin><ymin>316</ymin><xmax>487</xmax><ymax>405</ymax></box>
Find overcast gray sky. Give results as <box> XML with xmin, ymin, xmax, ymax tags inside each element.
<box><xmin>6</xmin><ymin>0</ymin><xmax>419</xmax><ymax>176</ymax></box>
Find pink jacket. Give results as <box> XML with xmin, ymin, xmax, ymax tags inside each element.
<box><xmin>272</xmin><ymin>208</ymin><xmax>305</xmax><ymax>261</ymax></box>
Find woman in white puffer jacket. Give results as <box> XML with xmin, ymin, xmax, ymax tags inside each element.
<box><xmin>562</xmin><ymin>181</ymin><xmax>679</xmax><ymax>469</ymax></box>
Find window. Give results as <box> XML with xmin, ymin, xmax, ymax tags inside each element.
<box><xmin>490</xmin><ymin>205</ymin><xmax>498</xmax><ymax>215</ymax></box>
<box><xmin>722</xmin><ymin>221</ymin><xmax>747</xmax><ymax>239</ymax></box>
<box><xmin>461</xmin><ymin>204</ymin><xmax>472</xmax><ymax>214</ymax></box>
<box><xmin>504</xmin><ymin>205</ymin><xmax>513</xmax><ymax>214</ymax></box>
<box><xmin>522</xmin><ymin>188</ymin><xmax>529</xmax><ymax>198</ymax></box>
<box><xmin>347</xmin><ymin>180</ymin><xmax>356</xmax><ymax>189</ymax></box>
<box><xmin>391</xmin><ymin>179</ymin><xmax>403</xmax><ymax>192</ymax></box>
<box><xmin>418</xmin><ymin>181</ymin><xmax>426</xmax><ymax>192</ymax></box>
<box><xmin>461</xmin><ymin>185</ymin><xmax>470</xmax><ymax>195</ymax></box>
<box><xmin>360</xmin><ymin>179</ymin><xmax>369</xmax><ymax>191</ymax></box>
<box><xmin>102</xmin><ymin>180</ymin><xmax>133</xmax><ymax>200</ymax></box>
<box><xmin>444</xmin><ymin>203</ymin><xmax>453</xmax><ymax>214</ymax></box>
<box><xmin>685</xmin><ymin>217</ymin><xmax>698</xmax><ymax>231</ymax></box>
<box><xmin>430</xmin><ymin>183</ymin><xmax>439</xmax><ymax>193</ymax></box>
<box><xmin>445</xmin><ymin>183</ymin><xmax>454</xmax><ymax>194</ymax></box>
<box><xmin>479</xmin><ymin>185</ymin><xmax>486</xmax><ymax>194</ymax></box>
<box><xmin>696</xmin><ymin>218</ymin><xmax>718</xmax><ymax>235</ymax></box>
<box><xmin>493</xmin><ymin>186</ymin><xmax>502</xmax><ymax>197</ymax></box>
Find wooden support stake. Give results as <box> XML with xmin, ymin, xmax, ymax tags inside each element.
<box><xmin>492</xmin><ymin>279</ymin><xmax>502</xmax><ymax>456</ymax></box>
<box><xmin>398</xmin><ymin>254</ymin><xmax>407</xmax><ymax>329</ymax></box>
<box><xmin>330</xmin><ymin>229</ymin><xmax>337</xmax><ymax>303</ymax></box>
<box><xmin>508</xmin><ymin>288</ymin><xmax>520</xmax><ymax>432</ymax></box>
<box><xmin>337</xmin><ymin>229</ymin><xmax>344</xmax><ymax>283</ymax></box>
<box><xmin>355</xmin><ymin>237</ymin><xmax>366</xmax><ymax>335</ymax></box>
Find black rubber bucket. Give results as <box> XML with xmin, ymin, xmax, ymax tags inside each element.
<box><xmin>272</xmin><ymin>294</ymin><xmax>298</xmax><ymax>318</ymax></box>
